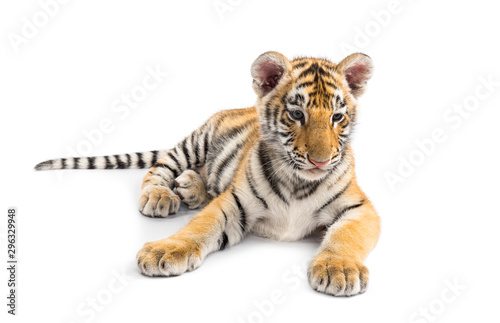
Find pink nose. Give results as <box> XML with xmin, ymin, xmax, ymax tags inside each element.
<box><xmin>309</xmin><ymin>158</ymin><xmax>329</xmax><ymax>167</ymax></box>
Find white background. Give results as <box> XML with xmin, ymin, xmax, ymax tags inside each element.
<box><xmin>1</xmin><ymin>0</ymin><xmax>499</xmax><ymax>322</ymax></box>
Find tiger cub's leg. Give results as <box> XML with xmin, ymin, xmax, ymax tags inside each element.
<box><xmin>139</xmin><ymin>125</ymin><xmax>213</xmax><ymax>217</ymax></box>
<box><xmin>308</xmin><ymin>193</ymin><xmax>380</xmax><ymax>297</ymax></box>
<box><xmin>174</xmin><ymin>170</ymin><xmax>211</xmax><ymax>209</ymax></box>
<box><xmin>137</xmin><ymin>189</ymin><xmax>248</xmax><ymax>276</ymax></box>
<box><xmin>139</xmin><ymin>166</ymin><xmax>180</xmax><ymax>217</ymax></box>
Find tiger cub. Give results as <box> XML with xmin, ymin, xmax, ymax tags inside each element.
<box><xmin>36</xmin><ymin>52</ymin><xmax>380</xmax><ymax>296</ymax></box>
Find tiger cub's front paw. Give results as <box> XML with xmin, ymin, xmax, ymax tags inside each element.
<box><xmin>308</xmin><ymin>253</ymin><xmax>369</xmax><ymax>297</ymax></box>
<box><xmin>138</xmin><ymin>185</ymin><xmax>181</xmax><ymax>217</ymax></box>
<box><xmin>137</xmin><ymin>238</ymin><xmax>203</xmax><ymax>277</ymax></box>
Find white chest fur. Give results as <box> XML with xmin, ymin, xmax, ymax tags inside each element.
<box><xmin>251</xmin><ymin>198</ymin><xmax>320</xmax><ymax>242</ymax></box>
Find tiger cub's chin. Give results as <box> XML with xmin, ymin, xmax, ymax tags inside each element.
<box><xmin>298</xmin><ymin>167</ymin><xmax>330</xmax><ymax>181</ymax></box>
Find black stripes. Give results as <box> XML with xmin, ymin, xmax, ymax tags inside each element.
<box><xmin>325</xmin><ymin>81</ymin><xmax>337</xmax><ymax>89</ymax></box>
<box><xmin>329</xmin><ymin>200</ymin><xmax>366</xmax><ymax>226</ymax></box>
<box><xmin>153</xmin><ymin>162</ymin><xmax>178</xmax><ymax>178</ymax></box>
<box><xmin>298</xmin><ymin>62</ymin><xmax>330</xmax><ymax>79</ymax></box>
<box><xmin>151</xmin><ymin>150</ymin><xmax>159</xmax><ymax>166</ymax></box>
<box><xmin>114</xmin><ymin>155</ymin><xmax>126</xmax><ymax>169</ymax></box>
<box><xmin>258</xmin><ymin>142</ymin><xmax>288</xmax><ymax>204</ymax></box>
<box><xmin>203</xmin><ymin>131</ymin><xmax>210</xmax><ymax>164</ymax></box>
<box><xmin>136</xmin><ymin>152</ymin><xmax>146</xmax><ymax>168</ymax></box>
<box><xmin>193</xmin><ymin>134</ymin><xmax>201</xmax><ymax>167</ymax></box>
<box><xmin>213</xmin><ymin>143</ymin><xmax>243</xmax><ymax>195</ymax></box>
<box><xmin>317</xmin><ymin>180</ymin><xmax>352</xmax><ymax>215</ymax></box>
<box><xmin>245</xmin><ymin>166</ymin><xmax>268</xmax><ymax>209</ymax></box>
<box><xmin>295</xmin><ymin>180</ymin><xmax>322</xmax><ymax>200</ymax></box>
<box><xmin>337</xmin><ymin>200</ymin><xmax>365</xmax><ymax>218</ymax></box>
<box><xmin>219</xmin><ymin>211</ymin><xmax>229</xmax><ymax>250</ymax></box>
<box><xmin>232</xmin><ymin>191</ymin><xmax>247</xmax><ymax>234</ymax></box>
<box><xmin>265</xmin><ymin>103</ymin><xmax>273</xmax><ymax>130</ymax></box>
<box><xmin>219</xmin><ymin>232</ymin><xmax>229</xmax><ymax>250</ymax></box>
<box><xmin>195</xmin><ymin>130</ymin><xmax>211</xmax><ymax>173</ymax></box>
<box><xmin>335</xmin><ymin>95</ymin><xmax>346</xmax><ymax>108</ymax></box>
<box><xmin>181</xmin><ymin>139</ymin><xmax>192</xmax><ymax>169</ymax></box>
<box><xmin>88</xmin><ymin>157</ymin><xmax>96</xmax><ymax>169</ymax></box>
<box><xmin>61</xmin><ymin>158</ymin><xmax>67</xmax><ymax>169</ymax></box>
<box><xmin>325</xmin><ymin>263</ymin><xmax>331</xmax><ymax>288</ymax></box>
<box><xmin>104</xmin><ymin>156</ymin><xmax>113</xmax><ymax>169</ymax></box>
<box><xmin>293</xmin><ymin>61</ymin><xmax>309</xmax><ymax>69</ymax></box>
<box><xmin>296</xmin><ymin>81</ymin><xmax>314</xmax><ymax>89</ymax></box>
<box><xmin>212</xmin><ymin>120</ymin><xmax>255</xmax><ymax>147</ymax></box>
<box><xmin>73</xmin><ymin>157</ymin><xmax>80</xmax><ymax>169</ymax></box>
<box><xmin>167</xmin><ymin>152</ymin><xmax>182</xmax><ymax>173</ymax></box>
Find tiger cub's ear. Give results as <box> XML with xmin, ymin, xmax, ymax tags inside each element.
<box><xmin>251</xmin><ymin>51</ymin><xmax>292</xmax><ymax>98</ymax></box>
<box><xmin>337</xmin><ymin>53</ymin><xmax>373</xmax><ymax>98</ymax></box>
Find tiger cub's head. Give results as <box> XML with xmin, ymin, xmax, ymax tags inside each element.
<box><xmin>251</xmin><ymin>51</ymin><xmax>373</xmax><ymax>181</ymax></box>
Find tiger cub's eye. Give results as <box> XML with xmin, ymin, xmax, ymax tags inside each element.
<box><xmin>332</xmin><ymin>113</ymin><xmax>344</xmax><ymax>123</ymax></box>
<box><xmin>290</xmin><ymin>110</ymin><xmax>304</xmax><ymax>120</ymax></box>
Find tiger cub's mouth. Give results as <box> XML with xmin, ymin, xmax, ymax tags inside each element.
<box><xmin>299</xmin><ymin>153</ymin><xmax>342</xmax><ymax>179</ymax></box>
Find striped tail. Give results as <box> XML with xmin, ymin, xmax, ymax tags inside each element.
<box><xmin>34</xmin><ymin>150</ymin><xmax>167</xmax><ymax>171</ymax></box>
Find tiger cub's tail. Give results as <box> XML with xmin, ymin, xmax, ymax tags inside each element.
<box><xmin>34</xmin><ymin>150</ymin><xmax>167</xmax><ymax>171</ymax></box>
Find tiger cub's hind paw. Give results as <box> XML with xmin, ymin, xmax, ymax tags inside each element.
<box><xmin>139</xmin><ymin>186</ymin><xmax>180</xmax><ymax>217</ymax></box>
<box><xmin>174</xmin><ymin>170</ymin><xmax>210</xmax><ymax>209</ymax></box>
